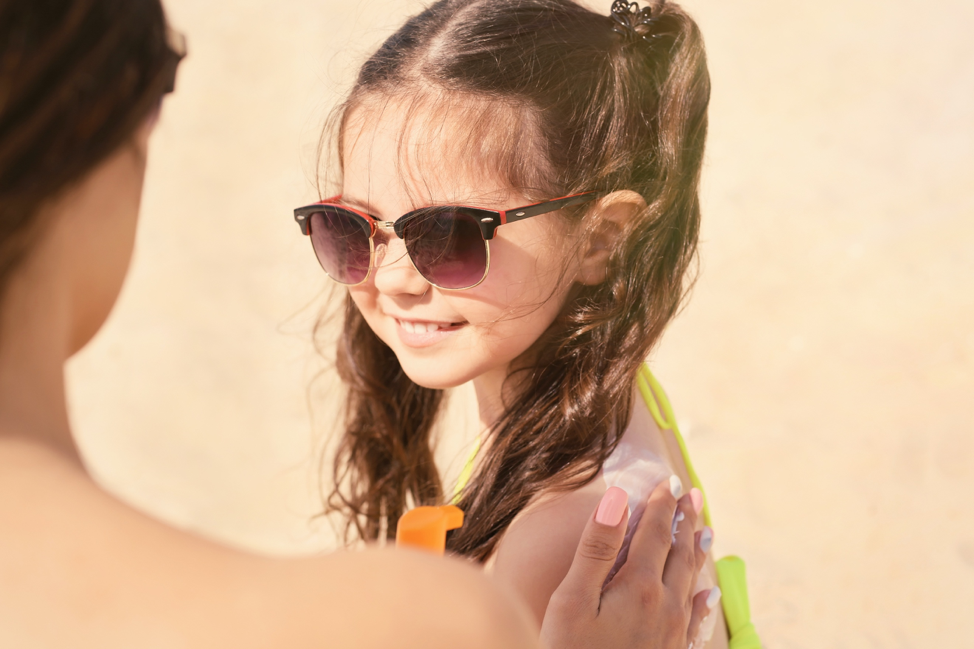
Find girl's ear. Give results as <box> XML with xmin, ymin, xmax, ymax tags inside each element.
<box><xmin>576</xmin><ymin>190</ymin><xmax>647</xmax><ymax>286</ymax></box>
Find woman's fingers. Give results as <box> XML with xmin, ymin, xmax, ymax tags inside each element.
<box><xmin>687</xmin><ymin>587</ymin><xmax>721</xmax><ymax>647</ymax></box>
<box><xmin>620</xmin><ymin>479</ymin><xmax>679</xmax><ymax>581</ymax></box>
<box><xmin>693</xmin><ymin>526</ymin><xmax>711</xmax><ymax>574</ymax></box>
<box><xmin>543</xmin><ymin>482</ymin><xmax>717</xmax><ymax>649</ymax></box>
<box><xmin>555</xmin><ymin>486</ymin><xmax>630</xmax><ymax>610</ymax></box>
<box><xmin>661</xmin><ymin>493</ymin><xmax>699</xmax><ymax>597</ymax></box>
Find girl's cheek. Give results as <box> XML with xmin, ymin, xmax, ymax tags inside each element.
<box><xmin>347</xmin><ymin>288</ymin><xmax>381</xmax><ymax>329</ymax></box>
<box><xmin>494</xmin><ymin>231</ymin><xmax>575</xmax><ymax>300</ymax></box>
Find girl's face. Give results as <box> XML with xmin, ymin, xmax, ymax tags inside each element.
<box><xmin>341</xmin><ymin>103</ymin><xmax>582</xmax><ymax>398</ymax></box>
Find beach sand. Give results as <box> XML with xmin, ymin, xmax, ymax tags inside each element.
<box><xmin>67</xmin><ymin>1</ymin><xmax>973</xmax><ymax>646</ymax></box>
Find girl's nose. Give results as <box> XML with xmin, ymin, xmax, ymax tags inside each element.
<box><xmin>372</xmin><ymin>235</ymin><xmax>431</xmax><ymax>296</ymax></box>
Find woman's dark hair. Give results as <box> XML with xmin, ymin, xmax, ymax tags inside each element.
<box><xmin>322</xmin><ymin>0</ymin><xmax>710</xmax><ymax>560</ymax></box>
<box><xmin>0</xmin><ymin>0</ymin><xmax>179</xmax><ymax>297</ymax></box>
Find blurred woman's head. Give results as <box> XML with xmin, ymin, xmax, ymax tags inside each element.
<box><xmin>0</xmin><ymin>0</ymin><xmax>182</xmax><ymax>344</ymax></box>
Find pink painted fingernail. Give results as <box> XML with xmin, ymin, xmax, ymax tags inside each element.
<box><xmin>690</xmin><ymin>487</ymin><xmax>704</xmax><ymax>514</ymax></box>
<box><xmin>699</xmin><ymin>526</ymin><xmax>713</xmax><ymax>553</ymax></box>
<box><xmin>596</xmin><ymin>487</ymin><xmax>629</xmax><ymax>526</ymax></box>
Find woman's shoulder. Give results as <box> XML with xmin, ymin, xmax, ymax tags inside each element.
<box><xmin>0</xmin><ymin>434</ymin><xmax>178</xmax><ymax>539</ymax></box>
<box><xmin>0</xmin><ymin>435</ymin><xmax>537</xmax><ymax>649</ymax></box>
<box><xmin>0</xmin><ymin>434</ymin><xmax>111</xmax><ymax>520</ymax></box>
<box><xmin>0</xmin><ymin>434</ymin><xmax>249</xmax><ymax>646</ymax></box>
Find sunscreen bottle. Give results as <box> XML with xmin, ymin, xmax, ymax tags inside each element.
<box><xmin>395</xmin><ymin>505</ymin><xmax>464</xmax><ymax>555</ymax></box>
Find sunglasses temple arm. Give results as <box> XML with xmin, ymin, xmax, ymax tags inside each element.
<box><xmin>502</xmin><ymin>193</ymin><xmax>597</xmax><ymax>224</ymax></box>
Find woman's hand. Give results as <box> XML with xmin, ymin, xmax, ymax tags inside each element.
<box><xmin>539</xmin><ymin>480</ymin><xmax>715</xmax><ymax>649</ymax></box>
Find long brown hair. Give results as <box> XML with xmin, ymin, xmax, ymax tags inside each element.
<box><xmin>0</xmin><ymin>0</ymin><xmax>178</xmax><ymax>298</ymax></box>
<box><xmin>323</xmin><ymin>0</ymin><xmax>710</xmax><ymax>560</ymax></box>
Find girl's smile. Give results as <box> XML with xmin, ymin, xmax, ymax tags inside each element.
<box><xmin>392</xmin><ymin>316</ymin><xmax>467</xmax><ymax>348</ymax></box>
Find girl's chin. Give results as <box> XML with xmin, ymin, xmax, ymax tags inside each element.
<box><xmin>397</xmin><ymin>363</ymin><xmax>475</xmax><ymax>390</ymax></box>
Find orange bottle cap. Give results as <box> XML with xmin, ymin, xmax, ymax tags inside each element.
<box><xmin>395</xmin><ymin>505</ymin><xmax>464</xmax><ymax>555</ymax></box>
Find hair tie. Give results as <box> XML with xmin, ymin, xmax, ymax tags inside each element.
<box><xmin>610</xmin><ymin>0</ymin><xmax>665</xmax><ymax>43</ymax></box>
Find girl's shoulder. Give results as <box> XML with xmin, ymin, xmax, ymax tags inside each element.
<box><xmin>602</xmin><ymin>383</ymin><xmax>680</xmax><ymax>510</ymax></box>
<box><xmin>486</xmin><ymin>383</ymin><xmax>675</xmax><ymax>623</ymax></box>
<box><xmin>486</xmin><ymin>472</ymin><xmax>606</xmax><ymax>624</ymax></box>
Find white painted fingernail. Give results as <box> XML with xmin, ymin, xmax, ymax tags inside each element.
<box><xmin>669</xmin><ymin>475</ymin><xmax>684</xmax><ymax>499</ymax></box>
<box><xmin>706</xmin><ymin>586</ymin><xmax>722</xmax><ymax>610</ymax></box>
<box><xmin>699</xmin><ymin>526</ymin><xmax>713</xmax><ymax>553</ymax></box>
<box><xmin>676</xmin><ymin>511</ymin><xmax>685</xmax><ymax>523</ymax></box>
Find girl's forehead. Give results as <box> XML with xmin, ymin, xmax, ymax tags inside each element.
<box><xmin>340</xmin><ymin>96</ymin><xmax>534</xmax><ymax>214</ymax></box>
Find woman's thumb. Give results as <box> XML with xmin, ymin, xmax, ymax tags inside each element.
<box><xmin>555</xmin><ymin>487</ymin><xmax>629</xmax><ymax>608</ymax></box>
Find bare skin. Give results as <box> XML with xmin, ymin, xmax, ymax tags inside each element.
<box><xmin>0</xmin><ymin>112</ymin><xmax>706</xmax><ymax>648</ymax></box>
<box><xmin>541</xmin><ymin>481</ymin><xmax>717</xmax><ymax>649</ymax></box>
<box><xmin>0</xmin><ymin>438</ymin><xmax>535</xmax><ymax>648</ymax></box>
<box><xmin>0</xmin><ymin>122</ymin><xmax>535</xmax><ymax>649</ymax></box>
<box><xmin>490</xmin><ymin>394</ymin><xmax>730</xmax><ymax>648</ymax></box>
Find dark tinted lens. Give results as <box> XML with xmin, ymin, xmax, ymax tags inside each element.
<box><xmin>307</xmin><ymin>207</ymin><xmax>372</xmax><ymax>284</ymax></box>
<box><xmin>402</xmin><ymin>209</ymin><xmax>487</xmax><ymax>289</ymax></box>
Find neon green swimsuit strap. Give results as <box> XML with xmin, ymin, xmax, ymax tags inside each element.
<box><xmin>452</xmin><ymin>435</ymin><xmax>481</xmax><ymax>504</ymax></box>
<box><xmin>455</xmin><ymin>369</ymin><xmax>761</xmax><ymax>648</ymax></box>
<box><xmin>638</xmin><ymin>365</ymin><xmax>761</xmax><ymax>649</ymax></box>
<box><xmin>715</xmin><ymin>556</ymin><xmax>762</xmax><ymax>649</ymax></box>
<box><xmin>636</xmin><ymin>365</ymin><xmax>711</xmax><ymax>528</ymax></box>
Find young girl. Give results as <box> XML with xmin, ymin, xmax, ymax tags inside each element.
<box><xmin>297</xmin><ymin>0</ymin><xmax>757</xmax><ymax>647</ymax></box>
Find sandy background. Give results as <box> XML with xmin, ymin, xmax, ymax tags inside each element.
<box><xmin>66</xmin><ymin>0</ymin><xmax>973</xmax><ymax>647</ymax></box>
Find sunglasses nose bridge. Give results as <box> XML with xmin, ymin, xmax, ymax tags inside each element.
<box><xmin>373</xmin><ymin>232</ymin><xmax>409</xmax><ymax>268</ymax></box>
<box><xmin>371</xmin><ymin>238</ymin><xmax>431</xmax><ymax>296</ymax></box>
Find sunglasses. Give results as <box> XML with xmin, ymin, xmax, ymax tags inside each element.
<box><xmin>292</xmin><ymin>192</ymin><xmax>597</xmax><ymax>290</ymax></box>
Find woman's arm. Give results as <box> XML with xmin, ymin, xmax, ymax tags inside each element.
<box><xmin>0</xmin><ymin>436</ymin><xmax>711</xmax><ymax>649</ymax></box>
<box><xmin>0</xmin><ymin>437</ymin><xmax>537</xmax><ymax>649</ymax></box>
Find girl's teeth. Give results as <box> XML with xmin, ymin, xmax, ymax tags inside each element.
<box><xmin>400</xmin><ymin>320</ymin><xmax>442</xmax><ymax>334</ymax></box>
